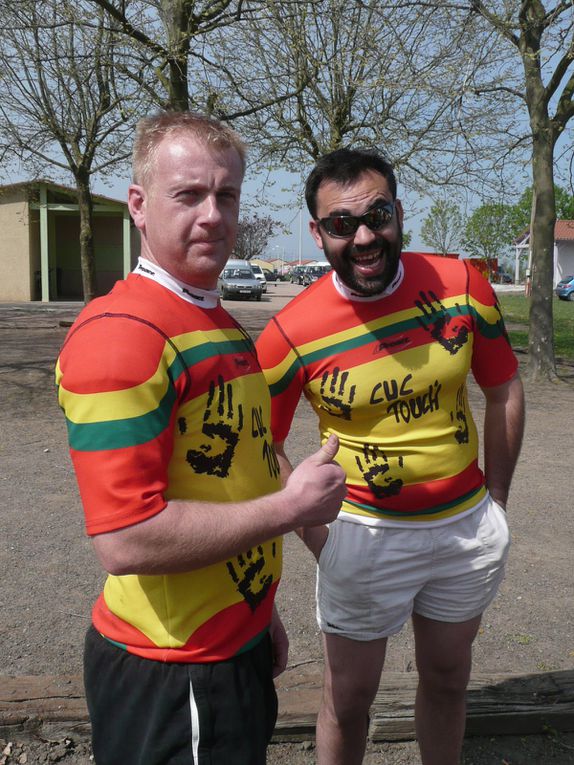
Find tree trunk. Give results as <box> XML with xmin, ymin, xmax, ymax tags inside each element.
<box><xmin>167</xmin><ymin>51</ymin><xmax>190</xmax><ymax>111</ymax></box>
<box><xmin>161</xmin><ymin>0</ymin><xmax>191</xmax><ymax>110</ymax></box>
<box><xmin>75</xmin><ymin>173</ymin><xmax>97</xmax><ymax>304</ymax></box>
<box><xmin>526</xmin><ymin>120</ymin><xmax>557</xmax><ymax>381</ymax></box>
<box><xmin>516</xmin><ymin>0</ymin><xmax>558</xmax><ymax>382</ymax></box>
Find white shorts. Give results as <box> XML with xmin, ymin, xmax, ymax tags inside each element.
<box><xmin>316</xmin><ymin>496</ymin><xmax>510</xmax><ymax>641</ymax></box>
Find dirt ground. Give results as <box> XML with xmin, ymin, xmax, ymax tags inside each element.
<box><xmin>1</xmin><ymin>282</ymin><xmax>573</xmax><ymax>764</ymax></box>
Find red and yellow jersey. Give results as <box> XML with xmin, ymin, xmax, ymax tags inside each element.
<box><xmin>256</xmin><ymin>253</ymin><xmax>518</xmax><ymax>526</ymax></box>
<box><xmin>56</xmin><ymin>269</ymin><xmax>282</xmax><ymax>662</ymax></box>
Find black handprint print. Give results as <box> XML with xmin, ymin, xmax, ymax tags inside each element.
<box><xmin>450</xmin><ymin>385</ymin><xmax>469</xmax><ymax>444</ymax></box>
<box><xmin>355</xmin><ymin>445</ymin><xmax>404</xmax><ymax>498</ymax></box>
<box><xmin>226</xmin><ymin>543</ymin><xmax>277</xmax><ymax>612</ymax></box>
<box><xmin>415</xmin><ymin>291</ymin><xmax>468</xmax><ymax>355</ymax></box>
<box><xmin>319</xmin><ymin>367</ymin><xmax>356</xmax><ymax>420</ymax></box>
<box><xmin>185</xmin><ymin>375</ymin><xmax>243</xmax><ymax>477</ymax></box>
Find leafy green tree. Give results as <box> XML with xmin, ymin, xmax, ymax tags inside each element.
<box><xmin>462</xmin><ymin>203</ymin><xmax>514</xmax><ymax>261</ymax></box>
<box><xmin>421</xmin><ymin>199</ymin><xmax>463</xmax><ymax>255</ymax></box>
<box><xmin>508</xmin><ymin>186</ymin><xmax>574</xmax><ymax>240</ymax></box>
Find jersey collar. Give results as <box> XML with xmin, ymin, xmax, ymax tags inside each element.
<box><xmin>331</xmin><ymin>259</ymin><xmax>404</xmax><ymax>302</ymax></box>
<box><xmin>133</xmin><ymin>257</ymin><xmax>220</xmax><ymax>309</ymax></box>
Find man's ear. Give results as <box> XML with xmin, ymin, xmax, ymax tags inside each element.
<box><xmin>128</xmin><ymin>184</ymin><xmax>146</xmax><ymax>232</ymax></box>
<box><xmin>309</xmin><ymin>219</ymin><xmax>324</xmax><ymax>250</ymax></box>
<box><xmin>395</xmin><ymin>199</ymin><xmax>404</xmax><ymax>228</ymax></box>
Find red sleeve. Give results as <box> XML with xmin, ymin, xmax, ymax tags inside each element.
<box><xmin>466</xmin><ymin>262</ymin><xmax>519</xmax><ymax>388</ymax></box>
<box><xmin>256</xmin><ymin>316</ymin><xmax>306</xmax><ymax>444</ymax></box>
<box><xmin>57</xmin><ymin>314</ymin><xmax>175</xmax><ymax>535</ymax></box>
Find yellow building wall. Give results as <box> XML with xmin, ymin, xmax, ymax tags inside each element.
<box><xmin>0</xmin><ymin>190</ymin><xmax>33</xmax><ymax>301</ymax></box>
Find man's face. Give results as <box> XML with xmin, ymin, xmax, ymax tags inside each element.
<box><xmin>128</xmin><ymin>133</ymin><xmax>243</xmax><ymax>289</ymax></box>
<box><xmin>309</xmin><ymin>170</ymin><xmax>403</xmax><ymax>296</ymax></box>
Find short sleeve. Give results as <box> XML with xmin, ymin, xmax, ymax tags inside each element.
<box><xmin>56</xmin><ymin>314</ymin><xmax>176</xmax><ymax>534</ymax></box>
<box><xmin>256</xmin><ymin>317</ymin><xmax>306</xmax><ymax>444</ymax></box>
<box><xmin>466</xmin><ymin>262</ymin><xmax>519</xmax><ymax>388</ymax></box>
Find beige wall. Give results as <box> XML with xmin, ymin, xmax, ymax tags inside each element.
<box><xmin>0</xmin><ymin>189</ymin><xmax>33</xmax><ymax>301</ymax></box>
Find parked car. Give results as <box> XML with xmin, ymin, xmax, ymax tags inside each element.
<box><xmin>265</xmin><ymin>269</ymin><xmax>286</xmax><ymax>282</ymax></box>
<box><xmin>218</xmin><ymin>263</ymin><xmax>262</xmax><ymax>301</ymax></box>
<box><xmin>290</xmin><ymin>265</ymin><xmax>307</xmax><ymax>284</ymax></box>
<box><xmin>249</xmin><ymin>263</ymin><xmax>267</xmax><ymax>293</ymax></box>
<box><xmin>555</xmin><ymin>275</ymin><xmax>574</xmax><ymax>301</ymax></box>
<box><xmin>302</xmin><ymin>263</ymin><xmax>332</xmax><ymax>286</ymax></box>
<box><xmin>495</xmin><ymin>270</ymin><xmax>513</xmax><ymax>284</ymax></box>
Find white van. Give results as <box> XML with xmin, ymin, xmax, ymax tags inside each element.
<box><xmin>249</xmin><ymin>263</ymin><xmax>268</xmax><ymax>293</ymax></box>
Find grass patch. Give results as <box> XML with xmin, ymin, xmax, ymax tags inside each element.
<box><xmin>498</xmin><ymin>294</ymin><xmax>574</xmax><ymax>362</ymax></box>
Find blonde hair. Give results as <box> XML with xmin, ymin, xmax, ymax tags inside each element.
<box><xmin>132</xmin><ymin>111</ymin><xmax>247</xmax><ymax>186</ymax></box>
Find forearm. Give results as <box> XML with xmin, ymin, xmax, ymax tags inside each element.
<box><xmin>482</xmin><ymin>372</ymin><xmax>525</xmax><ymax>507</ymax></box>
<box><xmin>93</xmin><ymin>435</ymin><xmax>346</xmax><ymax>575</ymax></box>
<box><xmin>93</xmin><ymin>491</ymin><xmax>298</xmax><ymax>576</ymax></box>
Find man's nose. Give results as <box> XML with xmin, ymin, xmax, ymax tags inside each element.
<box><xmin>353</xmin><ymin>222</ymin><xmax>377</xmax><ymax>245</ymax></box>
<box><xmin>198</xmin><ymin>195</ymin><xmax>223</xmax><ymax>224</ymax></box>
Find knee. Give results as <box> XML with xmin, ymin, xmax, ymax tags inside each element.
<box><xmin>417</xmin><ymin>661</ymin><xmax>471</xmax><ymax>698</ymax></box>
<box><xmin>322</xmin><ymin>680</ymin><xmax>376</xmax><ymax>726</ymax></box>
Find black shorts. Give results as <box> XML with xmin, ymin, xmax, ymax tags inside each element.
<box><xmin>84</xmin><ymin>626</ymin><xmax>278</xmax><ymax>765</ymax></box>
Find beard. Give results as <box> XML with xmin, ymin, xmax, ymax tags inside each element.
<box><xmin>321</xmin><ymin>224</ymin><xmax>403</xmax><ymax>297</ymax></box>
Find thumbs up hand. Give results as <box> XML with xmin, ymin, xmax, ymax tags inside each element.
<box><xmin>284</xmin><ymin>435</ymin><xmax>347</xmax><ymax>527</ymax></box>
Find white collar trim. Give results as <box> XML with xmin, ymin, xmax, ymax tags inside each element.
<box><xmin>331</xmin><ymin>259</ymin><xmax>404</xmax><ymax>302</ymax></box>
<box><xmin>133</xmin><ymin>258</ymin><xmax>220</xmax><ymax>308</ymax></box>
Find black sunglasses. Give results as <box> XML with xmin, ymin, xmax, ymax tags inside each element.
<box><xmin>318</xmin><ymin>201</ymin><xmax>395</xmax><ymax>238</ymax></box>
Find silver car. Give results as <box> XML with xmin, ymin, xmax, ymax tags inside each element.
<box><xmin>218</xmin><ymin>266</ymin><xmax>263</xmax><ymax>301</ymax></box>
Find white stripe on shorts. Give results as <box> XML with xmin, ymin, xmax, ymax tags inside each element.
<box><xmin>189</xmin><ymin>678</ymin><xmax>200</xmax><ymax>763</ymax></box>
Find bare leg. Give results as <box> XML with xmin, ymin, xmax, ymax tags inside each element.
<box><xmin>316</xmin><ymin>633</ymin><xmax>387</xmax><ymax>765</ymax></box>
<box><xmin>412</xmin><ymin>612</ymin><xmax>482</xmax><ymax>765</ymax></box>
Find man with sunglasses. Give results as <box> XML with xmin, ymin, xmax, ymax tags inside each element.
<box><xmin>256</xmin><ymin>148</ymin><xmax>525</xmax><ymax>764</ymax></box>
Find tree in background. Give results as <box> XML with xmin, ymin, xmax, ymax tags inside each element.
<box><xmin>421</xmin><ymin>199</ymin><xmax>464</xmax><ymax>255</ymax></box>
<box><xmin>233</xmin><ymin>214</ymin><xmax>279</xmax><ymax>261</ymax></box>
<box><xmin>508</xmin><ymin>186</ymin><xmax>574</xmax><ymax>240</ymax></box>
<box><xmin>468</xmin><ymin>0</ymin><xmax>574</xmax><ymax>380</ymax></box>
<box><xmin>0</xmin><ymin>1</ymin><xmax>143</xmax><ymax>302</ymax></box>
<box><xmin>207</xmin><ymin>0</ymin><xmax>515</xmax><ymax>196</ymax></box>
<box><xmin>462</xmin><ymin>203</ymin><xmax>514</xmax><ymax>263</ymax></box>
<box><xmin>87</xmin><ymin>0</ymin><xmax>243</xmax><ymax>111</ymax></box>
<box><xmin>87</xmin><ymin>0</ymin><xmax>311</xmax><ymax>121</ymax></box>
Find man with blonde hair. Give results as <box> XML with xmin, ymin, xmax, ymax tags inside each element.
<box><xmin>57</xmin><ymin>112</ymin><xmax>346</xmax><ymax>764</ymax></box>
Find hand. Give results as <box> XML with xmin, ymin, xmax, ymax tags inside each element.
<box><xmin>489</xmin><ymin>492</ymin><xmax>508</xmax><ymax>511</ymax></box>
<box><xmin>284</xmin><ymin>434</ymin><xmax>347</xmax><ymax>527</ymax></box>
<box><xmin>269</xmin><ymin>606</ymin><xmax>289</xmax><ymax>678</ymax></box>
